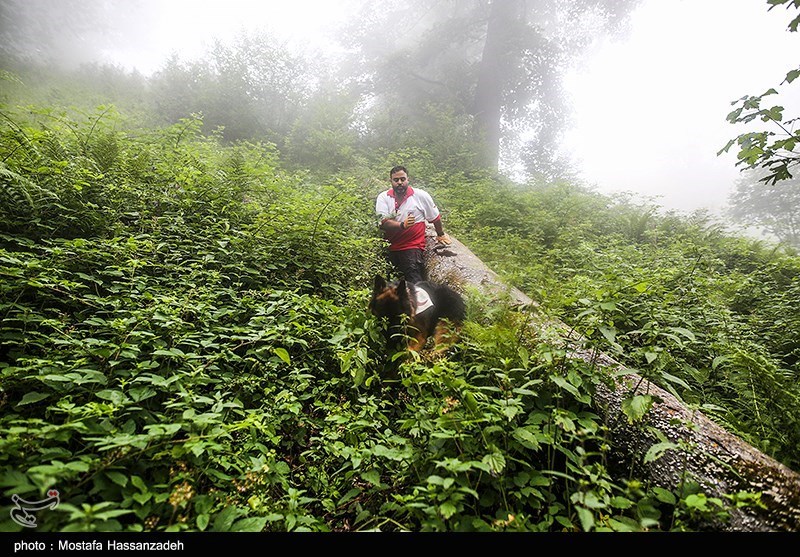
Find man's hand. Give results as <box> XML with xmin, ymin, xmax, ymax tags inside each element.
<box><xmin>402</xmin><ymin>214</ymin><xmax>416</xmax><ymax>229</ymax></box>
<box><xmin>436</xmin><ymin>234</ymin><xmax>452</xmax><ymax>245</ymax></box>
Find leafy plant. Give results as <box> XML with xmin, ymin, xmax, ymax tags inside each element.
<box><xmin>3</xmin><ymin>65</ymin><xmax>795</xmax><ymax>533</ymax></box>
<box><xmin>718</xmin><ymin>1</ymin><xmax>800</xmax><ymax>185</ymax></box>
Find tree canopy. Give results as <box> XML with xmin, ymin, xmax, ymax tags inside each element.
<box><xmin>335</xmin><ymin>0</ymin><xmax>639</xmax><ymax>179</ymax></box>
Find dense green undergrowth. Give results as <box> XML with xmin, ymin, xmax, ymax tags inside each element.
<box><xmin>1</xmin><ymin>97</ymin><xmax>796</xmax><ymax>532</ymax></box>
<box><xmin>435</xmin><ymin>179</ymin><xmax>800</xmax><ymax>470</ymax></box>
<box><xmin>1</xmin><ymin>104</ymin><xmax>752</xmax><ymax>533</ymax></box>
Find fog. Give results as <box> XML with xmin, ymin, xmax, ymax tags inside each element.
<box><xmin>102</xmin><ymin>0</ymin><xmax>355</xmax><ymax>76</ymax></box>
<box><xmin>563</xmin><ymin>0</ymin><xmax>800</xmax><ymax>216</ymax></box>
<box><xmin>2</xmin><ymin>0</ymin><xmax>798</xmax><ymax>218</ymax></box>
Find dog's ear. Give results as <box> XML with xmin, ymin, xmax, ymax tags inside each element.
<box><xmin>373</xmin><ymin>275</ymin><xmax>387</xmax><ymax>293</ymax></box>
<box><xmin>396</xmin><ymin>279</ymin><xmax>409</xmax><ymax>302</ymax></box>
<box><xmin>369</xmin><ymin>275</ymin><xmax>385</xmax><ymax>314</ymax></box>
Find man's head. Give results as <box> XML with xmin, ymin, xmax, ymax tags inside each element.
<box><xmin>390</xmin><ymin>165</ymin><xmax>409</xmax><ymax>196</ymax></box>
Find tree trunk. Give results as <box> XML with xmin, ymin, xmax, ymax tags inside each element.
<box><xmin>472</xmin><ymin>0</ymin><xmax>525</xmax><ymax>170</ymax></box>
<box><xmin>424</xmin><ymin>231</ymin><xmax>800</xmax><ymax>532</ymax></box>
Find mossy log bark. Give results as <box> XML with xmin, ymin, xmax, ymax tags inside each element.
<box><xmin>424</xmin><ymin>232</ymin><xmax>800</xmax><ymax>532</ymax></box>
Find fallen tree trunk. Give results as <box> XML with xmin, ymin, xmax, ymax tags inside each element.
<box><xmin>424</xmin><ymin>232</ymin><xmax>800</xmax><ymax>532</ymax></box>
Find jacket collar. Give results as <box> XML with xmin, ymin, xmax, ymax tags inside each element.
<box><xmin>387</xmin><ymin>186</ymin><xmax>414</xmax><ymax>198</ymax></box>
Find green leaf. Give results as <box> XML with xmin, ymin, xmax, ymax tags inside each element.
<box><xmin>599</xmin><ymin>325</ymin><xmax>616</xmax><ymax>343</ymax></box>
<box><xmin>360</xmin><ymin>469</ymin><xmax>382</xmax><ymax>487</ymax></box>
<box><xmin>105</xmin><ymin>471</ymin><xmax>128</xmax><ymax>487</ymax></box>
<box><xmin>512</xmin><ymin>427</ymin><xmax>541</xmax><ymax>450</ymax></box>
<box><xmin>761</xmin><ymin>105</ymin><xmax>784</xmax><ymax>122</ymax></box>
<box><xmin>152</xmin><ymin>348</ymin><xmax>186</xmax><ymax>357</ymax></box>
<box><xmin>0</xmin><ymin>470</ymin><xmax>35</xmax><ymax>493</ymax></box>
<box><xmin>132</xmin><ymin>492</ymin><xmax>151</xmax><ymax>504</ymax></box>
<box><xmin>439</xmin><ymin>502</ymin><xmax>458</xmax><ymax>519</ymax></box>
<box><xmin>576</xmin><ymin>506</ymin><xmax>595</xmax><ymax>531</ymax></box>
<box><xmin>550</xmin><ymin>375</ymin><xmax>581</xmax><ymax>399</ymax></box>
<box><xmin>274</xmin><ymin>347</ymin><xmax>291</xmax><ymax>365</ymax></box>
<box><xmin>717</xmin><ymin>138</ymin><xmax>736</xmax><ymax>155</ymax></box>
<box><xmin>711</xmin><ymin>355</ymin><xmax>731</xmax><ymax>370</ymax></box>
<box><xmin>128</xmin><ymin>387</ymin><xmax>157</xmax><ymax>402</ymax></box>
<box><xmin>371</xmin><ymin>444</ymin><xmax>409</xmax><ymax>461</ymax></box>
<box><xmin>659</xmin><ymin>371</ymin><xmax>691</xmax><ymax>390</ymax></box>
<box><xmin>501</xmin><ymin>403</ymin><xmax>521</xmax><ymax>421</ymax></box>
<box><xmin>212</xmin><ymin>506</ymin><xmax>244</xmax><ymax>532</ymax></box>
<box><xmin>130</xmin><ymin>476</ymin><xmax>147</xmax><ymax>491</ymax></box>
<box><xmin>93</xmin><ymin>509</ymin><xmax>134</xmax><ymax>520</ymax></box>
<box><xmin>482</xmin><ymin>452</ymin><xmax>506</xmax><ymax>475</ymax></box>
<box><xmin>352</xmin><ymin>365</ymin><xmax>365</xmax><ymax>388</ymax></box>
<box><xmin>644</xmin><ymin>441</ymin><xmax>679</xmax><ymax>464</ymax></box>
<box><xmin>582</xmin><ymin>491</ymin><xmax>606</xmax><ymax>509</ymax></box>
<box><xmin>463</xmin><ymin>392</ymin><xmax>479</xmax><ymax>413</ymax></box>
<box><xmin>609</xmin><ymin>496</ymin><xmax>634</xmax><ymax>509</ymax></box>
<box><xmin>17</xmin><ymin>392</ymin><xmax>49</xmax><ymax>406</ymax></box>
<box><xmin>555</xmin><ymin>515</ymin><xmax>574</xmax><ymax>529</ymax></box>
<box><xmin>667</xmin><ymin>326</ymin><xmax>695</xmax><ymax>341</ymax></box>
<box><xmin>652</xmin><ymin>487</ymin><xmax>677</xmax><ymax>505</ymax></box>
<box><xmin>230</xmin><ymin>516</ymin><xmax>268</xmax><ymax>532</ymax></box>
<box><xmin>95</xmin><ymin>390</ymin><xmax>126</xmax><ymax>405</ymax></box>
<box><xmin>337</xmin><ymin>488</ymin><xmax>361</xmax><ymax>506</ymax></box>
<box><xmin>621</xmin><ymin>394</ymin><xmax>653</xmax><ymax>423</ymax></box>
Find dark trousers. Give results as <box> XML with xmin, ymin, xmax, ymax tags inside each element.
<box><xmin>388</xmin><ymin>248</ymin><xmax>426</xmax><ymax>284</ymax></box>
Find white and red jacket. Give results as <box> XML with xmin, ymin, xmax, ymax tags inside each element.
<box><xmin>375</xmin><ymin>186</ymin><xmax>441</xmax><ymax>251</ymax></box>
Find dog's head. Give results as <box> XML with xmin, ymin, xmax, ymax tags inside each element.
<box><xmin>369</xmin><ymin>275</ymin><xmax>416</xmax><ymax>351</ymax></box>
<box><xmin>368</xmin><ymin>275</ymin><xmax>413</xmax><ymax>320</ymax></box>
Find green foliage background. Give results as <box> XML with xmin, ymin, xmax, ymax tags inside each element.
<box><xmin>1</xmin><ymin>58</ymin><xmax>799</xmax><ymax>532</ymax></box>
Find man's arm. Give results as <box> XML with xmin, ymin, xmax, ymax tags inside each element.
<box><xmin>431</xmin><ymin>216</ymin><xmax>451</xmax><ymax>245</ymax></box>
<box><xmin>377</xmin><ymin>213</ymin><xmax>415</xmax><ymax>234</ymax></box>
<box><xmin>375</xmin><ymin>194</ymin><xmax>414</xmax><ymax>235</ymax></box>
<box><xmin>431</xmin><ymin>216</ymin><xmax>445</xmax><ymax>236</ymax></box>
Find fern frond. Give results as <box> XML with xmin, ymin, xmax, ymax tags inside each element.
<box><xmin>0</xmin><ymin>161</ymin><xmax>59</xmax><ymax>214</ymax></box>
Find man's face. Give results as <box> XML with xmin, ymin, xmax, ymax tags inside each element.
<box><xmin>391</xmin><ymin>171</ymin><xmax>409</xmax><ymax>196</ymax></box>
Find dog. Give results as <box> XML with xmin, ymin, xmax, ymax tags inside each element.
<box><xmin>368</xmin><ymin>274</ymin><xmax>466</xmax><ymax>352</ymax></box>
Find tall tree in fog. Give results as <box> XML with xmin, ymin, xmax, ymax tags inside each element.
<box><xmin>339</xmin><ymin>0</ymin><xmax>638</xmax><ymax>178</ymax></box>
<box><xmin>472</xmin><ymin>0</ymin><xmax>526</xmax><ymax>170</ymax></box>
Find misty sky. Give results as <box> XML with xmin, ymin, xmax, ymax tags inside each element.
<box><xmin>562</xmin><ymin>0</ymin><xmax>800</xmax><ymax>216</ymax></box>
<box><xmin>103</xmin><ymin>0</ymin><xmax>353</xmax><ymax>74</ymax></box>
<box><xmin>98</xmin><ymin>0</ymin><xmax>800</xmax><ymax>216</ymax></box>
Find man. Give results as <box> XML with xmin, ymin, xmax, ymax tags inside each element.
<box><xmin>375</xmin><ymin>165</ymin><xmax>452</xmax><ymax>284</ymax></box>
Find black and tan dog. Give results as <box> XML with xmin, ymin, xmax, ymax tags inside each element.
<box><xmin>369</xmin><ymin>275</ymin><xmax>466</xmax><ymax>352</ymax></box>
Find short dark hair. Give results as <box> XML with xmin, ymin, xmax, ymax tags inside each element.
<box><xmin>389</xmin><ymin>165</ymin><xmax>407</xmax><ymax>177</ymax></box>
